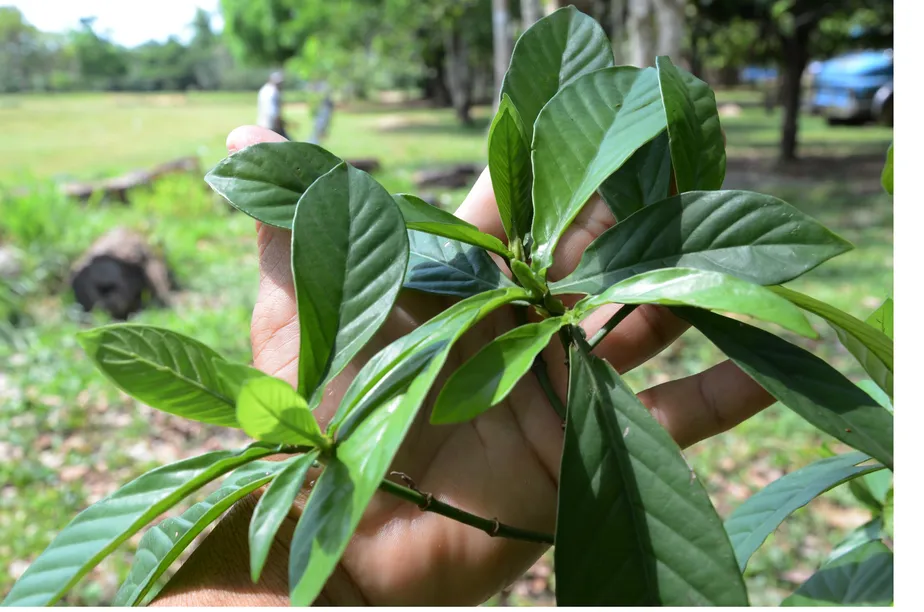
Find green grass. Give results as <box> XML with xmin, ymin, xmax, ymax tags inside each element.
<box><xmin>0</xmin><ymin>91</ymin><xmax>892</xmax><ymax>606</ymax></box>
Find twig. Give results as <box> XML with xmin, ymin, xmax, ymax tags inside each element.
<box><xmin>586</xmin><ymin>304</ymin><xmax>639</xmax><ymax>350</ymax></box>
<box><xmin>514</xmin><ymin>305</ymin><xmax>566</xmax><ymax>420</ymax></box>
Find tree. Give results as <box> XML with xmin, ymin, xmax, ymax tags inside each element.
<box><xmin>70</xmin><ymin>18</ymin><xmax>128</xmax><ymax>91</ymax></box>
<box><xmin>492</xmin><ymin>0</ymin><xmax>512</xmax><ymax>106</ymax></box>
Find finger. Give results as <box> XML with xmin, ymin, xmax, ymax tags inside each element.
<box><xmin>638</xmin><ymin>360</ymin><xmax>774</xmax><ymax>449</ymax></box>
<box><xmin>579</xmin><ymin>303</ymin><xmax>689</xmax><ymax>374</ymax></box>
<box><xmin>453</xmin><ymin>167</ymin><xmax>507</xmax><ymax>240</ymax></box>
<box><xmin>227</xmin><ymin>125</ymin><xmax>288</xmax><ymax>152</ymax></box>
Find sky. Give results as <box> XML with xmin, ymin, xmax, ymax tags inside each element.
<box><xmin>11</xmin><ymin>0</ymin><xmax>224</xmax><ymax>47</ymax></box>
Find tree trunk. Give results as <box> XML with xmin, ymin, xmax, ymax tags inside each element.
<box><xmin>492</xmin><ymin>0</ymin><xmax>512</xmax><ymax>106</ymax></box>
<box><xmin>610</xmin><ymin>0</ymin><xmax>627</xmax><ymax>65</ymax></box>
<box><xmin>779</xmin><ymin>24</ymin><xmax>812</xmax><ymax>162</ymax></box>
<box><xmin>544</xmin><ymin>0</ymin><xmax>560</xmax><ymax>16</ymax></box>
<box><xmin>444</xmin><ymin>26</ymin><xmax>474</xmax><ymax>126</ymax></box>
<box><xmin>628</xmin><ymin>0</ymin><xmax>656</xmax><ymax>67</ymax></box>
<box><xmin>652</xmin><ymin>0</ymin><xmax>685</xmax><ymax>62</ymax></box>
<box><xmin>521</xmin><ymin>0</ymin><xmax>541</xmax><ymax>28</ymax></box>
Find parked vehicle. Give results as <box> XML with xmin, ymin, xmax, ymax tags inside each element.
<box><xmin>808</xmin><ymin>49</ymin><xmax>893</xmax><ymax>126</ymax></box>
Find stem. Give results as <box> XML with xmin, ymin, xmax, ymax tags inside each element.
<box><xmin>586</xmin><ymin>304</ymin><xmax>639</xmax><ymax>350</ymax></box>
<box><xmin>514</xmin><ymin>305</ymin><xmax>565</xmax><ymax>420</ymax></box>
<box><xmin>378</xmin><ymin>478</ymin><xmax>555</xmax><ymax>546</ymax></box>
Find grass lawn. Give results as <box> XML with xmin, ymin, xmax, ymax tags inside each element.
<box><xmin>0</xmin><ymin>90</ymin><xmax>892</xmax><ymax>606</ymax></box>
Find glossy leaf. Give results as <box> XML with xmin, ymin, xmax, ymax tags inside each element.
<box><xmin>553</xmin><ymin>190</ymin><xmax>854</xmax><ymax>295</ymax></box>
<box><xmin>827</xmin><ymin>518</ymin><xmax>884</xmax><ymax>564</ymax></box>
<box><xmin>113</xmin><ymin>457</ymin><xmax>298</xmax><ymax>606</ymax></box>
<box><xmin>656</xmin><ymin>56</ymin><xmax>725</xmax><ymax>192</ymax></box>
<box><xmin>1</xmin><ymin>444</ymin><xmax>282</xmax><ymax>607</ymax></box>
<box><xmin>487</xmin><ymin>95</ymin><xmax>532</xmax><ymax>247</ymax></box>
<box><xmin>781</xmin><ymin>540</ymin><xmax>893</xmax><ymax>606</ymax></box>
<box><xmin>77</xmin><ymin>324</ymin><xmax>237</xmax><ymax>427</ymax></box>
<box><xmin>212</xmin><ymin>359</ymin><xmax>270</xmax><ymax>401</ymax></box>
<box><xmin>499</xmin><ymin>5</ymin><xmax>613</xmax><ymax>142</ymax></box>
<box><xmin>772</xmin><ymin>286</ymin><xmax>892</xmax><ymax>396</ymax></box>
<box><xmin>881</xmin><ymin>143</ymin><xmax>893</xmax><ymax>195</ymax></box>
<box><xmin>577</xmin><ymin>268</ymin><xmax>815</xmax><ymax>337</ymax></box>
<box><xmin>556</xmin><ymin>344</ymin><xmax>747</xmax><ymax>605</ymax></box>
<box><xmin>291</xmin><ymin>163</ymin><xmax>408</xmax><ymax>399</ymax></box>
<box><xmin>249</xmin><ymin>451</ymin><xmax>320</xmax><ymax>583</ymax></box>
<box><xmin>289</xmin><ymin>287</ymin><xmax>529</xmax><ymax>605</ymax></box>
<box><xmin>531</xmin><ymin>66</ymin><xmax>666</xmax><ymax>272</ymax></box>
<box><xmin>724</xmin><ymin>451</ymin><xmax>883</xmax><ymax>571</ymax></box>
<box><xmin>678</xmin><ymin>308</ymin><xmax>894</xmax><ymax>469</ymax></box>
<box><xmin>393</xmin><ymin>194</ymin><xmax>511</xmax><ymax>258</ymax></box>
<box><xmin>205</xmin><ymin>142</ymin><xmax>341</xmax><ymax>229</ymax></box>
<box><xmin>597</xmin><ymin>131</ymin><xmax>671</xmax><ymax>221</ymax></box>
<box><xmin>431</xmin><ymin>317</ymin><xmax>566</xmax><ymax>424</ymax></box>
<box><xmin>857</xmin><ymin>380</ymin><xmax>893</xmax><ymax>412</ymax></box>
<box><xmin>236</xmin><ymin>377</ymin><xmax>324</xmax><ymax>446</ymax></box>
<box><xmin>404</xmin><ymin>230</ymin><xmax>516</xmax><ymax>298</ymax></box>
<box><xmin>849</xmin><ymin>468</ymin><xmax>892</xmax><ymax>512</ymax></box>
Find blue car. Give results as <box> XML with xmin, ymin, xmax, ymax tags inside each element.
<box><xmin>808</xmin><ymin>49</ymin><xmax>893</xmax><ymax>126</ymax></box>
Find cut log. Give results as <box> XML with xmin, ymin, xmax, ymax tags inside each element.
<box><xmin>61</xmin><ymin>156</ymin><xmax>202</xmax><ymax>204</ymax></box>
<box><xmin>413</xmin><ymin>163</ymin><xmax>482</xmax><ymax>189</ymax></box>
<box><xmin>70</xmin><ymin>228</ymin><xmax>173</xmax><ymax>320</ymax></box>
<box><xmin>347</xmin><ymin>158</ymin><xmax>381</xmax><ymax>173</ymax></box>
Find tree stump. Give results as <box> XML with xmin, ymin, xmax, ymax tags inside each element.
<box><xmin>70</xmin><ymin>228</ymin><xmax>174</xmax><ymax>320</ymax></box>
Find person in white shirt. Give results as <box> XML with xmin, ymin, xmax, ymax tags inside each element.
<box><xmin>257</xmin><ymin>71</ymin><xmax>287</xmax><ymax>139</ymax></box>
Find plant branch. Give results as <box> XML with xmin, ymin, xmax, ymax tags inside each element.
<box><xmin>514</xmin><ymin>305</ymin><xmax>565</xmax><ymax>420</ymax></box>
<box><xmin>378</xmin><ymin>475</ymin><xmax>555</xmax><ymax>545</ymax></box>
<box><xmin>586</xmin><ymin>304</ymin><xmax>639</xmax><ymax>350</ymax></box>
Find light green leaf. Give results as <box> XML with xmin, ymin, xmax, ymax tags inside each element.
<box><xmin>249</xmin><ymin>451</ymin><xmax>319</xmax><ymax>583</ymax></box>
<box><xmin>857</xmin><ymin>380</ymin><xmax>892</xmax><ymax>412</ymax></box>
<box><xmin>578</xmin><ymin>268</ymin><xmax>815</xmax><ymax>337</ymax></box>
<box><xmin>205</xmin><ymin>142</ymin><xmax>342</xmax><ymax>229</ymax></box>
<box><xmin>212</xmin><ymin>359</ymin><xmax>270</xmax><ymax>402</ymax></box>
<box><xmin>656</xmin><ymin>56</ymin><xmax>725</xmax><ymax>192</ymax></box>
<box><xmin>724</xmin><ymin>452</ymin><xmax>883</xmax><ymax>571</ymax></box>
<box><xmin>404</xmin><ymin>230</ymin><xmax>516</xmax><ymax>298</ymax></box>
<box><xmin>881</xmin><ymin>143</ymin><xmax>893</xmax><ymax>195</ymax></box>
<box><xmin>292</xmin><ymin>163</ymin><xmax>408</xmax><ymax>400</ymax></box>
<box><xmin>431</xmin><ymin>317</ymin><xmax>566</xmax><ymax>424</ymax></box>
<box><xmin>677</xmin><ymin>308</ymin><xmax>894</xmax><ymax>470</ymax></box>
<box><xmin>113</xmin><ymin>457</ymin><xmax>299</xmax><ymax>606</ymax></box>
<box><xmin>499</xmin><ymin>5</ymin><xmax>613</xmax><ymax>142</ymax></box>
<box><xmin>866</xmin><ymin>296</ymin><xmax>893</xmax><ymax>339</ymax></box>
<box><xmin>883</xmin><ymin>489</ymin><xmax>893</xmax><ymax>540</ymax></box>
<box><xmin>781</xmin><ymin>540</ymin><xmax>893</xmax><ymax>606</ymax></box>
<box><xmin>77</xmin><ymin>324</ymin><xmax>237</xmax><ymax>427</ymax></box>
<box><xmin>553</xmin><ymin>190</ymin><xmax>853</xmax><ymax>295</ymax></box>
<box><xmin>393</xmin><ymin>194</ymin><xmax>512</xmax><ymax>258</ymax></box>
<box><xmin>597</xmin><ymin>131</ymin><xmax>671</xmax><ymax>221</ymax></box>
<box><xmin>531</xmin><ymin>66</ymin><xmax>666</xmax><ymax>272</ymax></box>
<box><xmin>236</xmin><ymin>377</ymin><xmax>325</xmax><ymax>446</ymax></box>
<box><xmin>488</xmin><ymin>95</ymin><xmax>532</xmax><ymax>249</ymax></box>
<box><xmin>1</xmin><ymin>444</ymin><xmax>282</xmax><ymax>607</ymax></box>
<box><xmin>827</xmin><ymin>518</ymin><xmax>884</xmax><ymax>564</ymax></box>
<box><xmin>556</xmin><ymin>344</ymin><xmax>747</xmax><ymax>605</ymax></box>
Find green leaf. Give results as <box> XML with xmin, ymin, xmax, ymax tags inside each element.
<box><xmin>677</xmin><ymin>308</ymin><xmax>894</xmax><ymax>469</ymax></box>
<box><xmin>499</xmin><ymin>5</ymin><xmax>613</xmax><ymax>142</ymax></box>
<box><xmin>857</xmin><ymin>380</ymin><xmax>892</xmax><ymax>412</ymax></box>
<box><xmin>577</xmin><ymin>268</ymin><xmax>815</xmax><ymax>338</ymax></box>
<box><xmin>404</xmin><ymin>230</ymin><xmax>516</xmax><ymax>298</ymax></box>
<box><xmin>866</xmin><ymin>296</ymin><xmax>893</xmax><ymax>339</ymax></box>
<box><xmin>77</xmin><ymin>324</ymin><xmax>237</xmax><ymax>427</ymax></box>
<box><xmin>781</xmin><ymin>540</ymin><xmax>893</xmax><ymax>606</ymax></box>
<box><xmin>205</xmin><ymin>142</ymin><xmax>341</xmax><ymax>229</ymax></box>
<box><xmin>772</xmin><ymin>286</ymin><xmax>892</xmax><ymax>396</ymax></box>
<box><xmin>655</xmin><ymin>56</ymin><xmax>726</xmax><ymax>192</ymax></box>
<box><xmin>1</xmin><ymin>444</ymin><xmax>282</xmax><ymax>607</ymax></box>
<box><xmin>113</xmin><ymin>457</ymin><xmax>299</xmax><ymax>606</ymax></box>
<box><xmin>552</xmin><ymin>190</ymin><xmax>854</xmax><ymax>295</ymax></box>
<box><xmin>531</xmin><ymin>66</ymin><xmax>666</xmax><ymax>273</ymax></box>
<box><xmin>212</xmin><ymin>359</ymin><xmax>270</xmax><ymax>401</ymax></box>
<box><xmin>393</xmin><ymin>194</ymin><xmax>512</xmax><ymax>258</ymax></box>
<box><xmin>249</xmin><ymin>451</ymin><xmax>320</xmax><ymax>583</ymax></box>
<box><xmin>289</xmin><ymin>286</ymin><xmax>530</xmax><ymax>605</ymax></box>
<box><xmin>292</xmin><ymin>163</ymin><xmax>408</xmax><ymax>399</ymax></box>
<box><xmin>827</xmin><ymin>518</ymin><xmax>884</xmax><ymax>564</ymax></box>
<box><xmin>882</xmin><ymin>489</ymin><xmax>893</xmax><ymax>540</ymax></box>
<box><xmin>597</xmin><ymin>131</ymin><xmax>671</xmax><ymax>221</ymax></box>
<box><xmin>556</xmin><ymin>344</ymin><xmax>747</xmax><ymax>605</ymax></box>
<box><xmin>724</xmin><ymin>452</ymin><xmax>883</xmax><ymax>571</ymax></box>
<box><xmin>881</xmin><ymin>143</ymin><xmax>893</xmax><ymax>195</ymax></box>
<box><xmin>488</xmin><ymin>94</ymin><xmax>532</xmax><ymax>248</ymax></box>
<box><xmin>431</xmin><ymin>317</ymin><xmax>566</xmax><ymax>424</ymax></box>
<box><xmin>236</xmin><ymin>377</ymin><xmax>325</xmax><ymax>446</ymax></box>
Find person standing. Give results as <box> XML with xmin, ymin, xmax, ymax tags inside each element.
<box><xmin>257</xmin><ymin>71</ymin><xmax>287</xmax><ymax>139</ymax></box>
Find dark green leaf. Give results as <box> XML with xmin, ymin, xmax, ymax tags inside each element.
<box><xmin>577</xmin><ymin>268</ymin><xmax>815</xmax><ymax>337</ymax></box>
<box><xmin>113</xmin><ymin>457</ymin><xmax>299</xmax><ymax>606</ymax></box>
<box><xmin>404</xmin><ymin>230</ymin><xmax>516</xmax><ymax>298</ymax></box>
<box><xmin>781</xmin><ymin>540</ymin><xmax>893</xmax><ymax>606</ymax></box>
<box><xmin>205</xmin><ymin>142</ymin><xmax>341</xmax><ymax>229</ymax></box>
<box><xmin>487</xmin><ymin>94</ymin><xmax>532</xmax><ymax>247</ymax></box>
<box><xmin>393</xmin><ymin>194</ymin><xmax>512</xmax><ymax>258</ymax></box>
<box><xmin>236</xmin><ymin>377</ymin><xmax>324</xmax><ymax>446</ymax></box>
<box><xmin>655</xmin><ymin>56</ymin><xmax>725</xmax><ymax>192</ymax></box>
<box><xmin>552</xmin><ymin>190</ymin><xmax>854</xmax><ymax>295</ymax></box>
<box><xmin>499</xmin><ymin>5</ymin><xmax>613</xmax><ymax>142</ymax></box>
<box><xmin>292</xmin><ymin>163</ymin><xmax>408</xmax><ymax>399</ymax></box>
<box><xmin>1</xmin><ymin>444</ymin><xmax>282</xmax><ymax>607</ymax></box>
<box><xmin>556</xmin><ymin>344</ymin><xmax>747</xmax><ymax>605</ymax></box>
<box><xmin>249</xmin><ymin>451</ymin><xmax>320</xmax><ymax>583</ymax></box>
<box><xmin>857</xmin><ymin>380</ymin><xmax>892</xmax><ymax>412</ymax></box>
<box><xmin>772</xmin><ymin>286</ymin><xmax>892</xmax><ymax>396</ymax></box>
<box><xmin>724</xmin><ymin>452</ymin><xmax>883</xmax><ymax>571</ymax></box>
<box><xmin>531</xmin><ymin>66</ymin><xmax>666</xmax><ymax>272</ymax></box>
<box><xmin>77</xmin><ymin>324</ymin><xmax>237</xmax><ymax>427</ymax></box>
<box><xmin>597</xmin><ymin>131</ymin><xmax>671</xmax><ymax>221</ymax></box>
<box><xmin>431</xmin><ymin>317</ymin><xmax>566</xmax><ymax>424</ymax></box>
<box><xmin>881</xmin><ymin>143</ymin><xmax>893</xmax><ymax>195</ymax></box>
<box><xmin>849</xmin><ymin>467</ymin><xmax>892</xmax><ymax>512</ymax></box>
<box><xmin>212</xmin><ymin>359</ymin><xmax>270</xmax><ymax>402</ymax></box>
<box><xmin>677</xmin><ymin>308</ymin><xmax>894</xmax><ymax>469</ymax></box>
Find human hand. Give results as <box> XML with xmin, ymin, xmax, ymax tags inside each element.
<box><xmin>152</xmin><ymin>125</ymin><xmax>772</xmax><ymax>606</ymax></box>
